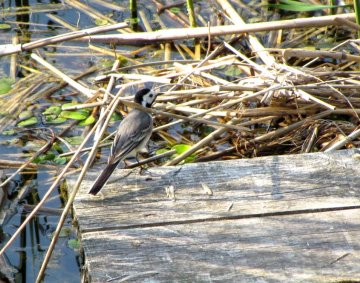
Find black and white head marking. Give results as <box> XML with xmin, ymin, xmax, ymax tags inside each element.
<box><xmin>134</xmin><ymin>88</ymin><xmax>157</xmax><ymax>108</ymax></box>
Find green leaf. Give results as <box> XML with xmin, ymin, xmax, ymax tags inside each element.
<box><xmin>224</xmin><ymin>65</ymin><xmax>242</xmax><ymax>77</ymax></box>
<box><xmin>61</xmin><ymin>102</ymin><xmax>78</xmax><ymax>109</ymax></box>
<box><xmin>2</xmin><ymin>129</ymin><xmax>15</xmax><ymax>135</ymax></box>
<box><xmin>0</xmin><ymin>78</ymin><xmax>14</xmax><ymax>95</ymax></box>
<box><xmin>276</xmin><ymin>0</ymin><xmax>317</xmax><ymax>5</ymax></box>
<box><xmin>43</xmin><ymin>153</ymin><xmax>56</xmax><ymax>161</ymax></box>
<box><xmin>78</xmin><ymin>115</ymin><xmax>95</xmax><ymax>126</ymax></box>
<box><xmin>267</xmin><ymin>0</ymin><xmax>347</xmax><ymax>11</ymax></box>
<box><xmin>52</xmin><ymin>143</ymin><xmax>63</xmax><ymax>152</ymax></box>
<box><xmin>62</xmin><ymin>103</ymin><xmax>90</xmax><ymax>112</ymax></box>
<box><xmin>184</xmin><ymin>155</ymin><xmax>195</xmax><ymax>163</ymax></box>
<box><xmin>117</xmin><ymin>55</ymin><xmax>128</xmax><ymax>65</ymax></box>
<box><xmin>43</xmin><ymin>105</ymin><xmax>61</xmax><ymax>116</ymax></box>
<box><xmin>43</xmin><ymin>115</ymin><xmax>67</xmax><ymax>124</ymax></box>
<box><xmin>111</xmin><ymin>112</ymin><xmax>123</xmax><ymax>121</ymax></box>
<box><xmin>33</xmin><ymin>153</ymin><xmax>56</xmax><ymax>164</ymax></box>
<box><xmin>68</xmin><ymin>239</ymin><xmax>80</xmax><ymax>250</ymax></box>
<box><xmin>54</xmin><ymin>156</ymin><xmax>67</xmax><ymax>165</ymax></box>
<box><xmin>172</xmin><ymin>144</ymin><xmax>192</xmax><ymax>154</ymax></box>
<box><xmin>60</xmin><ymin>103</ymin><xmax>90</xmax><ymax>120</ymax></box>
<box><xmin>18</xmin><ymin>110</ymin><xmax>33</xmax><ymax>120</ymax></box>
<box><xmin>95</xmin><ymin>19</ymin><xmax>109</xmax><ymax>26</ymax></box>
<box><xmin>60</xmin><ymin>110</ymin><xmax>89</xmax><ymax>120</ymax></box>
<box><xmin>170</xmin><ymin>7</ymin><xmax>181</xmax><ymax>13</ymax></box>
<box><xmin>0</xmin><ymin>107</ymin><xmax>7</xmax><ymax>116</ymax></box>
<box><xmin>17</xmin><ymin>116</ymin><xmax>38</xmax><ymax>127</ymax></box>
<box><xmin>58</xmin><ymin>227</ymin><xmax>71</xmax><ymax>237</ymax></box>
<box><xmin>24</xmin><ymin>141</ymin><xmax>44</xmax><ymax>151</ymax></box>
<box><xmin>64</xmin><ymin>136</ymin><xmax>84</xmax><ymax>145</ymax></box>
<box><xmin>125</xmin><ymin>17</ymin><xmax>140</xmax><ymax>24</ymax></box>
<box><xmin>202</xmin><ymin>125</ymin><xmax>214</xmax><ymax>136</ymax></box>
<box><xmin>100</xmin><ymin>59</ymin><xmax>114</xmax><ymax>68</ymax></box>
<box><xmin>156</xmin><ymin>148</ymin><xmax>170</xmax><ymax>155</ymax></box>
<box><xmin>0</xmin><ymin>23</ymin><xmax>11</xmax><ymax>30</ymax></box>
<box><xmin>171</xmin><ymin>144</ymin><xmax>196</xmax><ymax>163</ymax></box>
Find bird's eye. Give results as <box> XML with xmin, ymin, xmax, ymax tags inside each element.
<box><xmin>149</xmin><ymin>94</ymin><xmax>153</xmax><ymax>98</ymax></box>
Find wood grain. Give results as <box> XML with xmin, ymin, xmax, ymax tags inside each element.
<box><xmin>68</xmin><ymin>149</ymin><xmax>360</xmax><ymax>282</ymax></box>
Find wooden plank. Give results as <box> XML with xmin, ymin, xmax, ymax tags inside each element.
<box><xmin>67</xmin><ymin>149</ymin><xmax>360</xmax><ymax>282</ymax></box>
<box><xmin>73</xmin><ymin>149</ymin><xmax>360</xmax><ymax>232</ymax></box>
<box><xmin>82</xmin><ymin>210</ymin><xmax>360</xmax><ymax>282</ymax></box>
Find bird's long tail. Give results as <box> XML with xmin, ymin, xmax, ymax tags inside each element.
<box><xmin>88</xmin><ymin>161</ymin><xmax>120</xmax><ymax>195</ymax></box>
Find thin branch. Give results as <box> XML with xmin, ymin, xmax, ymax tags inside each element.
<box><xmin>83</xmin><ymin>13</ymin><xmax>355</xmax><ymax>44</ymax></box>
<box><xmin>0</xmin><ymin>22</ymin><xmax>129</xmax><ymax>56</ymax></box>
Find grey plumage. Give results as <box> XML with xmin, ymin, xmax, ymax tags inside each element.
<box><xmin>88</xmin><ymin>88</ymin><xmax>157</xmax><ymax>195</ymax></box>
<box><xmin>108</xmin><ymin>109</ymin><xmax>153</xmax><ymax>165</ymax></box>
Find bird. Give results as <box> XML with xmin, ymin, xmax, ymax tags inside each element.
<box><xmin>88</xmin><ymin>88</ymin><xmax>158</xmax><ymax>195</ymax></box>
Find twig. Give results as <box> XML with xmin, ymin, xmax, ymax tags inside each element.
<box><xmin>0</xmin><ymin>22</ymin><xmax>129</xmax><ymax>56</ymax></box>
<box><xmin>35</xmin><ymin>85</ymin><xmax>127</xmax><ymax>282</ymax></box>
<box><xmin>0</xmin><ymin>108</ymin><xmax>109</xmax><ymax>258</ymax></box>
<box><xmin>59</xmin><ymin>142</ymin><xmax>112</xmax><ymax>157</ymax></box>
<box><xmin>157</xmin><ymin>1</ymin><xmax>186</xmax><ymax>13</ymax></box>
<box><xmin>167</xmin><ymin>42</ymin><xmax>227</xmax><ymax>92</ymax></box>
<box><xmin>121</xmin><ymin>99</ymin><xmax>250</xmax><ymax>131</ymax></box>
<box><xmin>83</xmin><ymin>13</ymin><xmax>355</xmax><ymax>44</ymax></box>
<box><xmin>46</xmin><ymin>13</ymin><xmax>78</xmax><ymax>31</ymax></box>
<box><xmin>0</xmin><ymin>159</ymin><xmax>54</xmax><ymax>169</ymax></box>
<box><xmin>155</xmin><ymin>83</ymin><xmax>281</xmax><ymax>132</ymax></box>
<box><xmin>197</xmin><ymin>111</ymin><xmax>334</xmax><ymax>162</ymax></box>
<box><xmin>64</xmin><ymin>0</ymin><xmax>117</xmax><ymax>24</ymax></box>
<box><xmin>324</xmin><ymin>127</ymin><xmax>360</xmax><ymax>152</ymax></box>
<box><xmin>296</xmin><ymin>89</ymin><xmax>336</xmax><ymax>110</ymax></box>
<box><xmin>95</xmin><ymin>60</ymin><xmax>120</xmax><ymax>141</ymax></box>
<box><xmin>126</xmin><ymin>150</ymin><xmax>177</xmax><ymax>168</ymax></box>
<box><xmin>216</xmin><ymin>0</ymin><xmax>275</xmax><ymax>67</ymax></box>
<box><xmin>271</xmin><ymin>48</ymin><xmax>360</xmax><ymax>63</ymax></box>
<box><xmin>9</xmin><ymin>37</ymin><xmax>18</xmax><ymax>79</ymax></box>
<box><xmin>31</xmin><ymin>53</ymin><xmax>94</xmax><ymax>97</ymax></box>
<box><xmin>0</xmin><ymin>129</ymin><xmax>55</xmax><ymax>188</ymax></box>
<box><xmin>165</xmin><ymin>116</ymin><xmax>246</xmax><ymax>166</ymax></box>
<box><xmin>303</xmin><ymin>126</ymin><xmax>318</xmax><ymax>153</ymax></box>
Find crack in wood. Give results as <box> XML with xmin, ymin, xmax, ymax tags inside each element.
<box><xmin>81</xmin><ymin>204</ymin><xmax>360</xmax><ymax>234</ymax></box>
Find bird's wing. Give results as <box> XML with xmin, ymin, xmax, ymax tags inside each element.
<box><xmin>109</xmin><ymin>110</ymin><xmax>153</xmax><ymax>164</ymax></box>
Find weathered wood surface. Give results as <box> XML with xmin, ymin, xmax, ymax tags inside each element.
<box><xmin>68</xmin><ymin>149</ymin><xmax>360</xmax><ymax>282</ymax></box>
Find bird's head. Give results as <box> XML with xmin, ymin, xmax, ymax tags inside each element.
<box><xmin>134</xmin><ymin>88</ymin><xmax>158</xmax><ymax>108</ymax></box>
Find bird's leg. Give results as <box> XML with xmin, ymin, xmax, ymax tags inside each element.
<box><xmin>135</xmin><ymin>154</ymin><xmax>148</xmax><ymax>175</ymax></box>
<box><xmin>133</xmin><ymin>153</ymin><xmax>155</xmax><ymax>177</ymax></box>
<box><xmin>123</xmin><ymin>159</ymin><xmax>131</xmax><ymax>168</ymax></box>
<box><xmin>135</xmin><ymin>154</ymin><xmax>141</xmax><ymax>165</ymax></box>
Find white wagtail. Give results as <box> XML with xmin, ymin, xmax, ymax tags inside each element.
<box><xmin>88</xmin><ymin>88</ymin><xmax>158</xmax><ymax>195</ymax></box>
